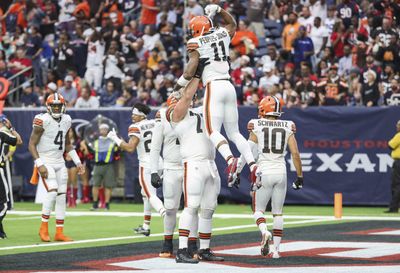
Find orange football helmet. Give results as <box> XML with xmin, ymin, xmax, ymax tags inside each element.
<box><xmin>258</xmin><ymin>95</ymin><xmax>284</xmax><ymax>118</ymax></box>
<box><xmin>188</xmin><ymin>16</ymin><xmax>213</xmax><ymax>38</ymax></box>
<box><xmin>46</xmin><ymin>93</ymin><xmax>66</xmax><ymax>119</ymax></box>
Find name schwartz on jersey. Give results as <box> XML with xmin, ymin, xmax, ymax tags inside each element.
<box><xmin>257</xmin><ymin>120</ymin><xmax>291</xmax><ymax>129</ymax></box>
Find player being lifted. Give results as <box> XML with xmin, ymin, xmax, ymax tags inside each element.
<box><xmin>149</xmin><ymin>99</ymin><xmax>199</xmax><ymax>258</ymax></box>
<box><xmin>107</xmin><ymin>103</ymin><xmax>165</xmax><ymax>236</ymax></box>
<box><xmin>168</xmin><ymin>62</ymin><xmax>224</xmax><ymax>264</ymax></box>
<box><xmin>29</xmin><ymin>93</ymin><xmax>85</xmax><ymax>242</ymax></box>
<box><xmin>174</xmin><ymin>4</ymin><xmax>258</xmax><ymax>182</ymax></box>
<box><xmin>236</xmin><ymin>96</ymin><xmax>303</xmax><ymax>258</ymax></box>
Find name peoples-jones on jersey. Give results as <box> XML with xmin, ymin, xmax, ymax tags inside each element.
<box><xmin>198</xmin><ymin>31</ymin><xmax>228</xmax><ymax>45</ymax></box>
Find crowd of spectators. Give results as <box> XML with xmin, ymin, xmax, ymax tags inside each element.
<box><xmin>0</xmin><ymin>0</ymin><xmax>399</xmax><ymax>108</ymax></box>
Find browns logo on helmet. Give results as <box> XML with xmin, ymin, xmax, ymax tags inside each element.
<box><xmin>46</xmin><ymin>93</ymin><xmax>66</xmax><ymax>119</ymax></box>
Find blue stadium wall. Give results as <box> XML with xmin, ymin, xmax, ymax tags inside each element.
<box><xmin>5</xmin><ymin>106</ymin><xmax>400</xmax><ymax>206</ymax></box>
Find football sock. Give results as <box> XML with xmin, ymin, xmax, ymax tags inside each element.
<box><xmin>164</xmin><ymin>209</ymin><xmax>177</xmax><ymax>236</ymax></box>
<box><xmin>254</xmin><ymin>211</ymin><xmax>267</xmax><ymax>234</ymax></box>
<box><xmin>178</xmin><ymin>208</ymin><xmax>196</xmax><ymax>249</ymax></box>
<box><xmin>42</xmin><ymin>191</ymin><xmax>57</xmax><ymax>222</ymax></box>
<box><xmin>143</xmin><ymin>197</ymin><xmax>151</xmax><ymax>229</ymax></box>
<box><xmin>199</xmin><ymin>216</ymin><xmax>212</xmax><ymax>250</ymax></box>
<box><xmin>55</xmin><ymin>193</ymin><xmax>66</xmax><ymax>226</ymax></box>
<box><xmin>273</xmin><ymin>215</ymin><xmax>283</xmax><ymax>250</ymax></box>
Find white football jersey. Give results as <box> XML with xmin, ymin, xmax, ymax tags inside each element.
<box><xmin>33</xmin><ymin>113</ymin><xmax>72</xmax><ymax>164</ymax></box>
<box><xmin>128</xmin><ymin>119</ymin><xmax>156</xmax><ymax>169</ymax></box>
<box><xmin>158</xmin><ymin>108</ymin><xmax>182</xmax><ymax>168</ymax></box>
<box><xmin>187</xmin><ymin>27</ymin><xmax>231</xmax><ymax>84</ymax></box>
<box><xmin>170</xmin><ymin>107</ymin><xmax>215</xmax><ymax>162</ymax></box>
<box><xmin>248</xmin><ymin>118</ymin><xmax>294</xmax><ymax>174</ymax></box>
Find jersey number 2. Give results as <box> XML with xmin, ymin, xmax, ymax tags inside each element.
<box><xmin>143</xmin><ymin>131</ymin><xmax>152</xmax><ymax>153</ymax></box>
<box><xmin>210</xmin><ymin>41</ymin><xmax>227</xmax><ymax>61</ymax></box>
<box><xmin>262</xmin><ymin>128</ymin><xmax>286</xmax><ymax>154</ymax></box>
<box><xmin>54</xmin><ymin>131</ymin><xmax>63</xmax><ymax>150</ymax></box>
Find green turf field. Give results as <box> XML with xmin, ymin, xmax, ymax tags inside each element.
<box><xmin>0</xmin><ymin>202</ymin><xmax>395</xmax><ymax>256</ymax></box>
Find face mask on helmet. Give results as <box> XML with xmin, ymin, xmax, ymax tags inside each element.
<box><xmin>48</xmin><ymin>103</ymin><xmax>65</xmax><ymax>119</ymax></box>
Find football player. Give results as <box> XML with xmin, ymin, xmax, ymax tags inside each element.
<box><xmin>29</xmin><ymin>93</ymin><xmax>85</xmax><ymax>242</ymax></box>
<box><xmin>167</xmin><ymin>65</ymin><xmax>224</xmax><ymax>264</ymax></box>
<box><xmin>174</xmin><ymin>4</ymin><xmax>258</xmax><ymax>183</ymax></box>
<box><xmin>236</xmin><ymin>96</ymin><xmax>303</xmax><ymax>258</ymax></box>
<box><xmin>150</xmin><ymin>100</ymin><xmax>199</xmax><ymax>258</ymax></box>
<box><xmin>107</xmin><ymin>103</ymin><xmax>165</xmax><ymax>236</ymax></box>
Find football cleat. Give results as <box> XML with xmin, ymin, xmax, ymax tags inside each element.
<box><xmin>176</xmin><ymin>248</ymin><xmax>199</xmax><ymax>264</ymax></box>
<box><xmin>159</xmin><ymin>240</ymin><xmax>173</xmax><ymax>258</ymax></box>
<box><xmin>133</xmin><ymin>225</ymin><xmax>150</xmax><ymax>236</ymax></box>
<box><xmin>226</xmin><ymin>158</ymin><xmax>239</xmax><ymax>184</ymax></box>
<box><xmin>198</xmin><ymin>248</ymin><xmax>224</xmax><ymax>261</ymax></box>
<box><xmin>0</xmin><ymin>231</ymin><xmax>7</xmax><ymax>239</ymax></box>
<box><xmin>39</xmin><ymin>222</ymin><xmax>51</xmax><ymax>242</ymax></box>
<box><xmin>188</xmin><ymin>239</ymin><xmax>198</xmax><ymax>259</ymax></box>
<box><xmin>272</xmin><ymin>251</ymin><xmax>280</xmax><ymax>259</ymax></box>
<box><xmin>261</xmin><ymin>231</ymin><xmax>272</xmax><ymax>256</ymax></box>
<box><xmin>54</xmin><ymin>227</ymin><xmax>73</xmax><ymax>242</ymax></box>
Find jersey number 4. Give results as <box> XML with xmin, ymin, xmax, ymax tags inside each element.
<box><xmin>210</xmin><ymin>41</ymin><xmax>227</xmax><ymax>61</ymax></box>
<box><xmin>262</xmin><ymin>128</ymin><xmax>286</xmax><ymax>154</ymax></box>
<box><xmin>54</xmin><ymin>131</ymin><xmax>63</xmax><ymax>150</ymax></box>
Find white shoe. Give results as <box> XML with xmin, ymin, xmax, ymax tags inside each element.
<box><xmin>260</xmin><ymin>231</ymin><xmax>272</xmax><ymax>256</ymax></box>
<box><xmin>272</xmin><ymin>251</ymin><xmax>280</xmax><ymax>259</ymax></box>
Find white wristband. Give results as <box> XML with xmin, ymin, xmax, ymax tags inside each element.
<box><xmin>35</xmin><ymin>158</ymin><xmax>44</xmax><ymax>167</ymax></box>
<box><xmin>112</xmin><ymin>136</ymin><xmax>123</xmax><ymax>147</ymax></box>
<box><xmin>68</xmin><ymin>150</ymin><xmax>82</xmax><ymax>166</ymax></box>
<box><xmin>177</xmin><ymin>75</ymin><xmax>190</xmax><ymax>87</ymax></box>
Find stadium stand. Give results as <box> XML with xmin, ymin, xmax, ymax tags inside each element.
<box><xmin>0</xmin><ymin>0</ymin><xmax>399</xmax><ymax>108</ymax></box>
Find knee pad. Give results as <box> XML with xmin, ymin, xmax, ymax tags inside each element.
<box><xmin>165</xmin><ymin>209</ymin><xmax>178</xmax><ymax>217</ymax></box>
<box><xmin>184</xmin><ymin>207</ymin><xmax>198</xmax><ymax>216</ymax></box>
<box><xmin>200</xmin><ymin>209</ymin><xmax>214</xmax><ymax>219</ymax></box>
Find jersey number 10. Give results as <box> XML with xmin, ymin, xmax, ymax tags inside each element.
<box><xmin>262</xmin><ymin>128</ymin><xmax>286</xmax><ymax>154</ymax></box>
<box><xmin>210</xmin><ymin>41</ymin><xmax>227</xmax><ymax>61</ymax></box>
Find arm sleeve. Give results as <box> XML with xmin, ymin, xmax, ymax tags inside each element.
<box><xmin>0</xmin><ymin>131</ymin><xmax>17</xmax><ymax>146</ymax></box>
<box><xmin>149</xmin><ymin>121</ymin><xmax>164</xmax><ymax>174</ymax></box>
<box><xmin>389</xmin><ymin>133</ymin><xmax>400</xmax><ymax>149</ymax></box>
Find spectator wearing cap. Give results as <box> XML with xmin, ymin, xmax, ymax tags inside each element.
<box><xmin>20</xmin><ymin>81</ymin><xmax>40</xmax><ymax>107</ymax></box>
<box><xmin>384</xmin><ymin>78</ymin><xmax>400</xmax><ymax>106</ymax></box>
<box><xmin>298</xmin><ymin>6</ymin><xmax>314</xmax><ymax>33</ymax></box>
<box><xmin>75</xmin><ymin>86</ymin><xmax>100</xmax><ymax>108</ymax></box>
<box><xmin>282</xmin><ymin>11</ymin><xmax>301</xmax><ymax>52</ymax></box>
<box><xmin>60</xmin><ymin>75</ymin><xmax>78</xmax><ymax>107</ymax></box>
<box><xmin>100</xmin><ymin>81</ymin><xmax>120</xmax><ymax>107</ymax></box>
<box><xmin>361</xmin><ymin>70</ymin><xmax>380</xmax><ymax>107</ymax></box>
<box><xmin>259</xmin><ymin>64</ymin><xmax>280</xmax><ymax>95</ymax></box>
<box><xmin>85</xmin><ymin>31</ymin><xmax>105</xmax><ymax>91</ymax></box>
<box><xmin>231</xmin><ymin>20</ymin><xmax>259</xmax><ymax>56</ymax></box>
<box><xmin>318</xmin><ymin>64</ymin><xmax>348</xmax><ymax>106</ymax></box>
<box><xmin>25</xmin><ymin>25</ymin><xmax>43</xmax><ymax>87</ymax></box>
<box><xmin>184</xmin><ymin>0</ymin><xmax>203</xmax><ymax>23</ymax></box>
<box><xmin>43</xmin><ymin>82</ymin><xmax>58</xmax><ymax>104</ymax></box>
<box><xmin>338</xmin><ymin>45</ymin><xmax>353</xmax><ymax>77</ymax></box>
<box><xmin>140</xmin><ymin>0</ymin><xmax>160</xmax><ymax>31</ymax></box>
<box><xmin>103</xmin><ymin>40</ymin><xmax>125</xmax><ymax>92</ymax></box>
<box><xmin>292</xmin><ymin>25</ymin><xmax>314</xmax><ymax>69</ymax></box>
<box><xmin>246</xmin><ymin>0</ymin><xmax>268</xmax><ymax>38</ymax></box>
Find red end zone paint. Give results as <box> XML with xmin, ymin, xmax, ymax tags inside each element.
<box><xmin>76</xmin><ymin>253</ymin><xmax>159</xmax><ymax>270</ymax></box>
<box><xmin>341</xmin><ymin>228</ymin><xmax>396</xmax><ymax>235</ymax></box>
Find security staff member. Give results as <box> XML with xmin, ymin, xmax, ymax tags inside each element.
<box><xmin>0</xmin><ymin>117</ymin><xmax>22</xmax><ymax>239</ymax></box>
<box><xmin>386</xmin><ymin>120</ymin><xmax>400</xmax><ymax>213</ymax></box>
<box><xmin>91</xmin><ymin>124</ymin><xmax>118</xmax><ymax>211</ymax></box>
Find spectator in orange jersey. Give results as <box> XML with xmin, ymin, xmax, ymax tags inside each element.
<box><xmin>282</xmin><ymin>11</ymin><xmax>300</xmax><ymax>51</ymax></box>
<box><xmin>140</xmin><ymin>0</ymin><xmax>159</xmax><ymax>29</ymax></box>
<box><xmin>73</xmin><ymin>0</ymin><xmax>91</xmax><ymax>22</ymax></box>
<box><xmin>0</xmin><ymin>0</ymin><xmax>27</xmax><ymax>31</ymax></box>
<box><xmin>231</xmin><ymin>19</ymin><xmax>259</xmax><ymax>56</ymax></box>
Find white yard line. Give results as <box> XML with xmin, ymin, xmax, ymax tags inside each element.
<box><xmin>0</xmin><ymin>218</ymin><xmax>330</xmax><ymax>251</ymax></box>
<box><xmin>6</xmin><ymin>210</ymin><xmax>400</xmax><ymax>221</ymax></box>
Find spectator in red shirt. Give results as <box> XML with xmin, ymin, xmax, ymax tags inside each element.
<box><xmin>8</xmin><ymin>47</ymin><xmax>32</xmax><ymax>78</ymax></box>
<box><xmin>330</xmin><ymin>21</ymin><xmax>349</xmax><ymax>59</ymax></box>
<box><xmin>140</xmin><ymin>0</ymin><xmax>160</xmax><ymax>30</ymax></box>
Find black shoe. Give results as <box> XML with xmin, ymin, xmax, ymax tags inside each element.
<box><xmin>90</xmin><ymin>201</ymin><xmax>99</xmax><ymax>211</ymax></box>
<box><xmin>133</xmin><ymin>225</ymin><xmax>150</xmax><ymax>236</ymax></box>
<box><xmin>0</xmin><ymin>232</ymin><xmax>7</xmax><ymax>239</ymax></box>
<box><xmin>176</xmin><ymin>248</ymin><xmax>199</xmax><ymax>264</ymax></box>
<box><xmin>384</xmin><ymin>209</ymin><xmax>398</xmax><ymax>213</ymax></box>
<box><xmin>105</xmin><ymin>203</ymin><xmax>110</xmax><ymax>211</ymax></box>
<box><xmin>159</xmin><ymin>240</ymin><xmax>173</xmax><ymax>258</ymax></box>
<box><xmin>188</xmin><ymin>240</ymin><xmax>198</xmax><ymax>258</ymax></box>
<box><xmin>198</xmin><ymin>248</ymin><xmax>224</xmax><ymax>261</ymax></box>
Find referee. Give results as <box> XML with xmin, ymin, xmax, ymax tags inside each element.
<box><xmin>386</xmin><ymin>120</ymin><xmax>400</xmax><ymax>213</ymax></box>
<box><xmin>0</xmin><ymin>116</ymin><xmax>22</xmax><ymax>239</ymax></box>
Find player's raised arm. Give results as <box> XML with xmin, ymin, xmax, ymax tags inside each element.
<box><xmin>174</xmin><ymin>50</ymin><xmax>200</xmax><ymax>91</ymax></box>
<box><xmin>108</xmin><ymin>129</ymin><xmax>140</xmax><ymax>153</ymax></box>
<box><xmin>288</xmin><ymin>134</ymin><xmax>303</xmax><ymax>190</ymax></box>
<box><xmin>205</xmin><ymin>4</ymin><xmax>237</xmax><ymax>37</ymax></box>
<box><xmin>171</xmin><ymin>77</ymin><xmax>201</xmax><ymax>123</ymax></box>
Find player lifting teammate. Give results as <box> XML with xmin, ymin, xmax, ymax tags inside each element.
<box><xmin>29</xmin><ymin>93</ymin><xmax>85</xmax><ymax>242</ymax></box>
<box><xmin>174</xmin><ymin>4</ymin><xmax>259</xmax><ymax>183</ymax></box>
<box><xmin>107</xmin><ymin>103</ymin><xmax>165</xmax><ymax>236</ymax></box>
<box><xmin>237</xmin><ymin>96</ymin><xmax>303</xmax><ymax>258</ymax></box>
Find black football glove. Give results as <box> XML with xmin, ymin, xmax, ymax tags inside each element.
<box><xmin>194</xmin><ymin>58</ymin><xmax>210</xmax><ymax>78</ymax></box>
<box><xmin>151</xmin><ymin>173</ymin><xmax>162</xmax><ymax>188</ymax></box>
<box><xmin>292</xmin><ymin>177</ymin><xmax>303</xmax><ymax>190</ymax></box>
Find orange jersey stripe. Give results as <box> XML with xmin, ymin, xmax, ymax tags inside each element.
<box><xmin>128</xmin><ymin>127</ymin><xmax>140</xmax><ymax>134</ymax></box>
<box><xmin>140</xmin><ymin>167</ymin><xmax>151</xmax><ymax>198</ymax></box>
<box><xmin>166</xmin><ymin>106</ymin><xmax>174</xmax><ymax>123</ymax></box>
<box><xmin>184</xmin><ymin>162</ymin><xmax>188</xmax><ymax>208</ymax></box>
<box><xmin>33</xmin><ymin>118</ymin><xmax>43</xmax><ymax>126</ymax></box>
<box><xmin>205</xmin><ymin>82</ymin><xmax>213</xmax><ymax>135</ymax></box>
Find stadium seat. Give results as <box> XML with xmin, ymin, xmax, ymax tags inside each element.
<box><xmin>257</xmin><ymin>38</ymin><xmax>267</xmax><ymax>49</ymax></box>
